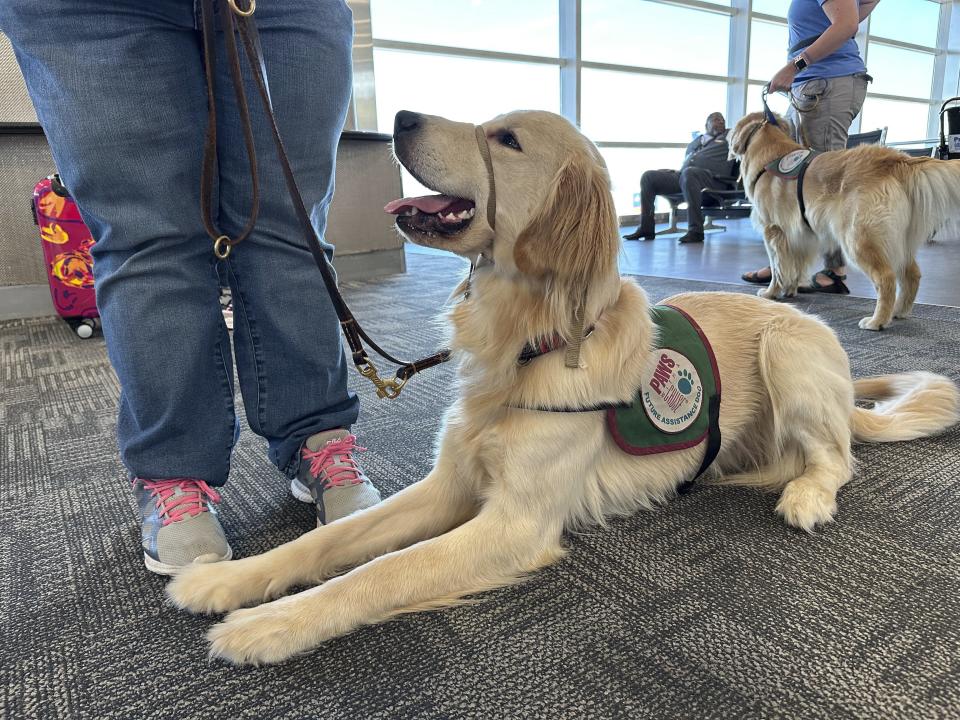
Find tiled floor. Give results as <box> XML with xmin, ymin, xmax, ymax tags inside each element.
<box><xmin>407</xmin><ymin>218</ymin><xmax>960</xmax><ymax>308</ymax></box>
<box><xmin>617</xmin><ymin>217</ymin><xmax>960</xmax><ymax>307</ymax></box>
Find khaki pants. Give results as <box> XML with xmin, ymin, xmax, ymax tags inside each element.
<box><xmin>787</xmin><ymin>72</ymin><xmax>869</xmax><ymax>268</ymax></box>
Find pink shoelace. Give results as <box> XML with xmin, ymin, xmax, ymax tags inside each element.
<box><xmin>138</xmin><ymin>479</ymin><xmax>221</xmax><ymax>527</ymax></box>
<box><xmin>302</xmin><ymin>434</ymin><xmax>366</xmax><ymax>489</ymax></box>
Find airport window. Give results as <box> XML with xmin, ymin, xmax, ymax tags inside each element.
<box><xmin>862</xmin><ymin>0</ymin><xmax>941</xmax><ymax>142</ymax></box>
<box><xmin>372</xmin><ymin>49</ymin><xmax>560</xmax><ymax>130</ymax></box>
<box><xmin>582</xmin><ymin>68</ymin><xmax>727</xmax><ymax>215</ymax></box>
<box><xmin>581</xmin><ymin>70</ymin><xmax>727</xmax><ymax>144</ymax></box>
<box><xmin>362</xmin><ymin>0</ymin><xmax>956</xmax><ymax>204</ymax></box>
<box><xmin>868</xmin><ymin>0</ymin><xmax>940</xmax><ymax>48</ymax></box>
<box><xmin>865</xmin><ymin>43</ymin><xmax>935</xmax><ymax>100</ymax></box>
<box><xmin>751</xmin><ymin>0</ymin><xmax>787</xmax><ymax>18</ymax></box>
<box><xmin>749</xmin><ymin>18</ymin><xmax>789</xmax><ymax>82</ymax></box>
<box><xmin>368</xmin><ymin>0</ymin><xmax>560</xmax><ymax>57</ymax></box>
<box><xmin>598</xmin><ymin>146</ymin><xmax>686</xmax><ymax>217</ymax></box>
<box><xmin>860</xmin><ymin>96</ymin><xmax>934</xmax><ymax>143</ymax></box>
<box><xmin>581</xmin><ymin>0</ymin><xmax>731</xmax><ymax>76</ymax></box>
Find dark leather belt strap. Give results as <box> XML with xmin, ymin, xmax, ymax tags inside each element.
<box><xmin>198</xmin><ymin>0</ymin><xmax>449</xmax><ymax>398</ymax></box>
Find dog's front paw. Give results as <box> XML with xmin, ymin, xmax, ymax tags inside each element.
<box><xmin>776</xmin><ymin>481</ymin><xmax>837</xmax><ymax>532</ymax></box>
<box><xmin>167</xmin><ymin>558</ymin><xmax>277</xmax><ymax>614</ymax></box>
<box><xmin>208</xmin><ymin>600</ymin><xmax>321</xmax><ymax>666</ymax></box>
<box><xmin>858</xmin><ymin>316</ymin><xmax>886</xmax><ymax>331</ymax></box>
<box><xmin>757</xmin><ymin>287</ymin><xmax>779</xmax><ymax>300</ymax></box>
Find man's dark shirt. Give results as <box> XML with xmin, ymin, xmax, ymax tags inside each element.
<box><xmin>680</xmin><ymin>130</ymin><xmax>732</xmax><ymax>178</ymax></box>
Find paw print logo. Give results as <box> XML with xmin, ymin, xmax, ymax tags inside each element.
<box><xmin>676</xmin><ymin>369</ymin><xmax>694</xmax><ymax>395</ymax></box>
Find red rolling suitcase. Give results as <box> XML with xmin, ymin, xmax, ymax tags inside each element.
<box><xmin>32</xmin><ymin>174</ymin><xmax>100</xmax><ymax>338</ymax></box>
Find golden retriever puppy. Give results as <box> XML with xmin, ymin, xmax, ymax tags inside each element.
<box><xmin>729</xmin><ymin>111</ymin><xmax>960</xmax><ymax>330</ymax></box>
<box><xmin>167</xmin><ymin>110</ymin><xmax>959</xmax><ymax>665</ymax></box>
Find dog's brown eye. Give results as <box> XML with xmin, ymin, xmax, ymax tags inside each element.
<box><xmin>498</xmin><ymin>131</ymin><xmax>522</xmax><ymax>151</ymax></box>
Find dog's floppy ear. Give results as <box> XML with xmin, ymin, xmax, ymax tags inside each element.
<box><xmin>513</xmin><ymin>153</ymin><xmax>618</xmax><ymax>285</ymax></box>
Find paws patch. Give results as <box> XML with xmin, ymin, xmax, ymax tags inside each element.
<box><xmin>642</xmin><ymin>350</ymin><xmax>704</xmax><ymax>433</ymax></box>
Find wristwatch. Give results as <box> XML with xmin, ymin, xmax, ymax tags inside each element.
<box><xmin>792</xmin><ymin>54</ymin><xmax>809</xmax><ymax>72</ymax></box>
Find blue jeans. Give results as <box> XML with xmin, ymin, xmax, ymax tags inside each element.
<box><xmin>1</xmin><ymin>0</ymin><xmax>359</xmax><ymax>485</ymax></box>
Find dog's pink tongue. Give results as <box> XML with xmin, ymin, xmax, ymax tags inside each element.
<box><xmin>384</xmin><ymin>194</ymin><xmax>457</xmax><ymax>215</ymax></box>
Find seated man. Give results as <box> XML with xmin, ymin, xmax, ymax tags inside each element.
<box><xmin>623</xmin><ymin>111</ymin><xmax>734</xmax><ymax>244</ymax></box>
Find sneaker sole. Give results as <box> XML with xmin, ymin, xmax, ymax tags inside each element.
<box><xmin>143</xmin><ymin>546</ymin><xmax>233</xmax><ymax>576</ymax></box>
<box><xmin>290</xmin><ymin>477</ymin><xmax>314</xmax><ymax>503</ymax></box>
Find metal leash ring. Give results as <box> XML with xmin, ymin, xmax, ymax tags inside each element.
<box><xmin>227</xmin><ymin>0</ymin><xmax>256</xmax><ymax>17</ymax></box>
<box><xmin>213</xmin><ymin>235</ymin><xmax>233</xmax><ymax>260</ymax></box>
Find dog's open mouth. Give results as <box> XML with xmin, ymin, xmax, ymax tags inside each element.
<box><xmin>384</xmin><ymin>194</ymin><xmax>476</xmax><ymax>237</ymax></box>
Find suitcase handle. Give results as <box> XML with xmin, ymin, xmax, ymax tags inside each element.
<box><xmin>50</xmin><ymin>173</ymin><xmax>70</xmax><ymax>197</ymax></box>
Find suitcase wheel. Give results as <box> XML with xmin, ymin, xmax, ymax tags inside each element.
<box><xmin>74</xmin><ymin>318</ymin><xmax>99</xmax><ymax>339</ymax></box>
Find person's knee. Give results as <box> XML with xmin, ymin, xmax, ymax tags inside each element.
<box><xmin>679</xmin><ymin>167</ymin><xmax>703</xmax><ymax>191</ymax></box>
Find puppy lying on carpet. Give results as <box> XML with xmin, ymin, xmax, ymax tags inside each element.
<box><xmin>167</xmin><ymin>110</ymin><xmax>959</xmax><ymax>665</ymax></box>
<box><xmin>730</xmin><ymin>111</ymin><xmax>960</xmax><ymax>330</ymax></box>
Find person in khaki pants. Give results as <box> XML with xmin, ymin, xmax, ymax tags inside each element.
<box><xmin>741</xmin><ymin>0</ymin><xmax>880</xmax><ymax>294</ymax></box>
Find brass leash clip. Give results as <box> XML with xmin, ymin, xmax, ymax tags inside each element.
<box><xmin>357</xmin><ymin>358</ymin><xmax>407</xmax><ymax>400</ymax></box>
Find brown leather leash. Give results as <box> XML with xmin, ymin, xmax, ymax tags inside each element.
<box><xmin>198</xmin><ymin>0</ymin><xmax>449</xmax><ymax>399</ymax></box>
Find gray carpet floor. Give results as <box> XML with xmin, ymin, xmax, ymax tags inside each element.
<box><xmin>2</xmin><ymin>251</ymin><xmax>959</xmax><ymax>719</ymax></box>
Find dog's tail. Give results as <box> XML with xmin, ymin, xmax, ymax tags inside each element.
<box><xmin>905</xmin><ymin>157</ymin><xmax>960</xmax><ymax>241</ymax></box>
<box><xmin>851</xmin><ymin>371</ymin><xmax>960</xmax><ymax>443</ymax></box>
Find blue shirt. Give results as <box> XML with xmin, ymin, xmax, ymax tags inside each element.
<box><xmin>788</xmin><ymin>0</ymin><xmax>866</xmax><ymax>84</ymax></box>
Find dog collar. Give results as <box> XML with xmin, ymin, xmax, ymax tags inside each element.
<box><xmin>741</xmin><ymin>120</ymin><xmax>766</xmax><ymax>155</ymax></box>
<box><xmin>517</xmin><ymin>325</ymin><xmax>595</xmax><ymax>366</ymax></box>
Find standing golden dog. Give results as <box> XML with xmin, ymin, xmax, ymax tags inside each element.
<box><xmin>167</xmin><ymin>110</ymin><xmax>959</xmax><ymax>665</ymax></box>
<box><xmin>730</xmin><ymin>111</ymin><xmax>960</xmax><ymax>330</ymax></box>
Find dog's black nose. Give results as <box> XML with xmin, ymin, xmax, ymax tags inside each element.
<box><xmin>394</xmin><ymin>110</ymin><xmax>421</xmax><ymax>135</ymax></box>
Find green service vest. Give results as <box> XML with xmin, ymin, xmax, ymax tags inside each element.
<box><xmin>764</xmin><ymin>148</ymin><xmax>821</xmax><ymax>180</ymax></box>
<box><xmin>606</xmin><ymin>305</ymin><xmax>721</xmax><ymax>480</ymax></box>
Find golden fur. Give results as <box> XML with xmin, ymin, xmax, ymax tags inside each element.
<box><xmin>167</xmin><ymin>110</ymin><xmax>960</xmax><ymax>665</ymax></box>
<box><xmin>730</xmin><ymin>111</ymin><xmax>960</xmax><ymax>330</ymax></box>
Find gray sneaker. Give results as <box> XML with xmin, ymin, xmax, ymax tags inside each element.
<box><xmin>133</xmin><ymin>478</ymin><xmax>232</xmax><ymax>575</ymax></box>
<box><xmin>290</xmin><ymin>429</ymin><xmax>381</xmax><ymax>525</ymax></box>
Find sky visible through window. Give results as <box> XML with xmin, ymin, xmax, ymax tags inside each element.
<box><xmin>749</xmin><ymin>19</ymin><xmax>789</xmax><ymax>81</ymax></box>
<box><xmin>868</xmin><ymin>0</ymin><xmax>940</xmax><ymax>46</ymax></box>
<box><xmin>369</xmin><ymin>0</ymin><xmax>559</xmax><ymax>56</ymax></box>
<box><xmin>582</xmin><ymin>0</ymin><xmax>730</xmax><ymax>75</ymax></box>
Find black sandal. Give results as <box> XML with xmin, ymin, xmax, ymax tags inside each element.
<box><xmin>741</xmin><ymin>267</ymin><xmax>772</xmax><ymax>285</ymax></box>
<box><xmin>797</xmin><ymin>269</ymin><xmax>850</xmax><ymax>295</ymax></box>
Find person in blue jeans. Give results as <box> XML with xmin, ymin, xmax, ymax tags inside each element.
<box><xmin>740</xmin><ymin>0</ymin><xmax>879</xmax><ymax>292</ymax></box>
<box><xmin>1</xmin><ymin>0</ymin><xmax>381</xmax><ymax>575</ymax></box>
